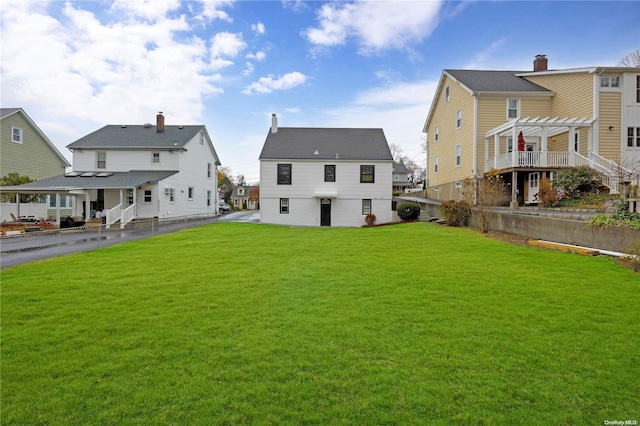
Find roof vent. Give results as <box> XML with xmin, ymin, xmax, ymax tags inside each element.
<box><xmin>178</xmin><ymin>125</ymin><xmax>184</xmax><ymax>129</ymax></box>
<box><xmin>144</xmin><ymin>123</ymin><xmax>152</xmax><ymax>128</ymax></box>
<box><xmin>314</xmin><ymin>150</ymin><xmax>319</xmax><ymax>155</ymax></box>
<box><xmin>121</xmin><ymin>125</ymin><xmax>127</xmax><ymax>128</ymax></box>
<box><xmin>335</xmin><ymin>153</ymin><xmax>340</xmax><ymax>159</ymax></box>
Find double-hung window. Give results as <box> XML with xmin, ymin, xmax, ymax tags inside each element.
<box><xmin>97</xmin><ymin>152</ymin><xmax>107</xmax><ymax>169</ymax></box>
<box><xmin>434</xmin><ymin>126</ymin><xmax>439</xmax><ymax>142</ymax></box>
<box><xmin>11</xmin><ymin>127</ymin><xmax>23</xmax><ymax>143</ymax></box>
<box><xmin>207</xmin><ymin>163</ymin><xmax>212</xmax><ymax>178</ymax></box>
<box><xmin>434</xmin><ymin>156</ymin><xmax>438</xmax><ymax>173</ymax></box>
<box><xmin>445</xmin><ymin>85</ymin><xmax>450</xmax><ymax>103</ymax></box>
<box><xmin>456</xmin><ymin>145</ymin><xmax>461</xmax><ymax>167</ymax></box>
<box><xmin>152</xmin><ymin>152</ymin><xmax>160</xmax><ymax>164</ymax></box>
<box><xmin>188</xmin><ymin>187</ymin><xmax>194</xmax><ymax>200</ymax></box>
<box><xmin>360</xmin><ymin>165</ymin><xmax>375</xmax><ymax>183</ymax></box>
<box><xmin>277</xmin><ymin>164</ymin><xmax>292</xmax><ymax>185</ymax></box>
<box><xmin>628</xmin><ymin>127</ymin><xmax>640</xmax><ymax>147</ymax></box>
<box><xmin>280</xmin><ymin>198</ymin><xmax>289</xmax><ymax>214</ymax></box>
<box><xmin>144</xmin><ymin>190</ymin><xmax>152</xmax><ymax>203</ymax></box>
<box><xmin>507</xmin><ymin>99</ymin><xmax>519</xmax><ymax>119</ymax></box>
<box><xmin>324</xmin><ymin>165</ymin><xmax>336</xmax><ymax>182</ymax></box>
<box><xmin>362</xmin><ymin>199</ymin><xmax>372</xmax><ymax>215</ymax></box>
<box><xmin>456</xmin><ymin>110</ymin><xmax>462</xmax><ymax>128</ymax></box>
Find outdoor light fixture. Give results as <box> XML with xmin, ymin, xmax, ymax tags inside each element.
<box><xmin>609</xmin><ymin>126</ymin><xmax>615</xmax><ymax>131</ymax></box>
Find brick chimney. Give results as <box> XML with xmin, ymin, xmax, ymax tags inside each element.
<box><xmin>156</xmin><ymin>112</ymin><xmax>165</xmax><ymax>133</ymax></box>
<box><xmin>271</xmin><ymin>113</ymin><xmax>278</xmax><ymax>134</ymax></box>
<box><xmin>533</xmin><ymin>54</ymin><xmax>548</xmax><ymax>72</ymax></box>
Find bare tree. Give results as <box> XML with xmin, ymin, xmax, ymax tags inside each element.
<box><xmin>618</xmin><ymin>49</ymin><xmax>640</xmax><ymax>67</ymax></box>
<box><xmin>461</xmin><ymin>170</ymin><xmax>509</xmax><ymax>233</ymax></box>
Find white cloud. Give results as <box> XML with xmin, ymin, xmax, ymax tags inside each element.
<box><xmin>198</xmin><ymin>0</ymin><xmax>234</xmax><ymax>22</ymax></box>
<box><xmin>0</xmin><ymin>1</ymin><xmax>224</xmax><ymax>156</ymax></box>
<box><xmin>251</xmin><ymin>22</ymin><xmax>265</xmax><ymax>35</ymax></box>
<box><xmin>305</xmin><ymin>1</ymin><xmax>443</xmax><ymax>54</ymax></box>
<box><xmin>210</xmin><ymin>32</ymin><xmax>246</xmax><ymax>58</ymax></box>
<box><xmin>242</xmin><ymin>72</ymin><xmax>307</xmax><ymax>94</ymax></box>
<box><xmin>110</xmin><ymin>0</ymin><xmax>182</xmax><ymax>22</ymax></box>
<box><xmin>246</xmin><ymin>51</ymin><xmax>266</xmax><ymax>61</ymax></box>
<box><xmin>464</xmin><ymin>38</ymin><xmax>507</xmax><ymax>69</ymax></box>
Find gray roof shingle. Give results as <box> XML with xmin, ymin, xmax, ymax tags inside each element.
<box><xmin>0</xmin><ymin>108</ymin><xmax>21</xmax><ymax>119</ymax></box>
<box><xmin>1</xmin><ymin>170</ymin><xmax>178</xmax><ymax>191</ymax></box>
<box><xmin>445</xmin><ymin>70</ymin><xmax>551</xmax><ymax>93</ymax></box>
<box><xmin>259</xmin><ymin>128</ymin><xmax>393</xmax><ymax>161</ymax></box>
<box><xmin>66</xmin><ymin>125</ymin><xmax>204</xmax><ymax>149</ymax></box>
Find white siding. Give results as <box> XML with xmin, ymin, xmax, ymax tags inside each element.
<box><xmin>72</xmin><ymin>149</ymin><xmax>180</xmax><ymax>172</ymax></box>
<box><xmin>260</xmin><ymin>159</ymin><xmax>392</xmax><ymax>227</ymax></box>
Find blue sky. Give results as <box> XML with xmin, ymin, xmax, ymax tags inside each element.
<box><xmin>2</xmin><ymin>0</ymin><xmax>639</xmax><ymax>184</ymax></box>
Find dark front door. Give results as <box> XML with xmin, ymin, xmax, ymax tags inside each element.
<box><xmin>320</xmin><ymin>198</ymin><xmax>331</xmax><ymax>226</ymax></box>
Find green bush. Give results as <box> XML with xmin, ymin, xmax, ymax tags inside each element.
<box><xmin>553</xmin><ymin>166</ymin><xmax>602</xmax><ymax>200</ymax></box>
<box><xmin>589</xmin><ymin>201</ymin><xmax>640</xmax><ymax>230</ymax></box>
<box><xmin>397</xmin><ymin>203</ymin><xmax>420</xmax><ymax>221</ymax></box>
<box><xmin>439</xmin><ymin>200</ymin><xmax>471</xmax><ymax>227</ymax></box>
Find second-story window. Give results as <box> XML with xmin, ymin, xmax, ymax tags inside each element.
<box><xmin>434</xmin><ymin>155</ymin><xmax>438</xmax><ymax>173</ymax></box>
<box><xmin>435</xmin><ymin>126</ymin><xmax>439</xmax><ymax>142</ymax></box>
<box><xmin>445</xmin><ymin>85</ymin><xmax>450</xmax><ymax>103</ymax></box>
<box><xmin>12</xmin><ymin>127</ymin><xmax>23</xmax><ymax>143</ymax></box>
<box><xmin>456</xmin><ymin>110</ymin><xmax>462</xmax><ymax>128</ymax></box>
<box><xmin>456</xmin><ymin>145</ymin><xmax>461</xmax><ymax>167</ymax></box>
<box><xmin>152</xmin><ymin>152</ymin><xmax>160</xmax><ymax>164</ymax></box>
<box><xmin>360</xmin><ymin>165</ymin><xmax>375</xmax><ymax>183</ymax></box>
<box><xmin>97</xmin><ymin>152</ymin><xmax>106</xmax><ymax>169</ymax></box>
<box><xmin>199</xmin><ymin>132</ymin><xmax>204</xmax><ymax>145</ymax></box>
<box><xmin>277</xmin><ymin>164</ymin><xmax>292</xmax><ymax>185</ymax></box>
<box><xmin>324</xmin><ymin>165</ymin><xmax>336</xmax><ymax>182</ymax></box>
<box><xmin>507</xmin><ymin>99</ymin><xmax>519</xmax><ymax>119</ymax></box>
<box><xmin>207</xmin><ymin>163</ymin><xmax>212</xmax><ymax>178</ymax></box>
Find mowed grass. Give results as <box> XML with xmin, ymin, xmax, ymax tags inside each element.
<box><xmin>1</xmin><ymin>222</ymin><xmax>639</xmax><ymax>425</ymax></box>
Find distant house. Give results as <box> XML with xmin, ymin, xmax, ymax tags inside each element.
<box><xmin>423</xmin><ymin>55</ymin><xmax>640</xmax><ymax>206</ymax></box>
<box><xmin>230</xmin><ymin>185</ymin><xmax>259</xmax><ymax>210</ymax></box>
<box><xmin>1</xmin><ymin>113</ymin><xmax>221</xmax><ymax>227</ymax></box>
<box><xmin>392</xmin><ymin>161</ymin><xmax>413</xmax><ymax>193</ymax></box>
<box><xmin>259</xmin><ymin>114</ymin><xmax>393</xmax><ymax>227</ymax></box>
<box><xmin>1</xmin><ymin>108</ymin><xmax>71</xmax><ymax>221</ymax></box>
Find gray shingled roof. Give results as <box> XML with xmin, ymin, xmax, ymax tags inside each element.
<box><xmin>0</xmin><ymin>108</ymin><xmax>21</xmax><ymax>119</ymax></box>
<box><xmin>67</xmin><ymin>125</ymin><xmax>204</xmax><ymax>149</ymax></box>
<box><xmin>0</xmin><ymin>170</ymin><xmax>178</xmax><ymax>192</ymax></box>
<box><xmin>259</xmin><ymin>128</ymin><xmax>393</xmax><ymax>161</ymax></box>
<box><xmin>445</xmin><ymin>70</ymin><xmax>551</xmax><ymax>93</ymax></box>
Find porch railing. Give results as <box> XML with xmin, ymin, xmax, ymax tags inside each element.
<box><xmin>121</xmin><ymin>204</ymin><xmax>135</xmax><ymax>228</ymax></box>
<box><xmin>486</xmin><ymin>151</ymin><xmax>591</xmax><ymax>170</ymax></box>
<box><xmin>105</xmin><ymin>204</ymin><xmax>121</xmax><ymax>228</ymax></box>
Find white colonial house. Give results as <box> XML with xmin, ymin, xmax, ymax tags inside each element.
<box><xmin>1</xmin><ymin>113</ymin><xmax>221</xmax><ymax>227</ymax></box>
<box><xmin>259</xmin><ymin>114</ymin><xmax>393</xmax><ymax>227</ymax></box>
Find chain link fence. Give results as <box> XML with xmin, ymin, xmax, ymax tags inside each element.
<box><xmin>1</xmin><ymin>214</ymin><xmax>221</xmax><ymax>269</ymax></box>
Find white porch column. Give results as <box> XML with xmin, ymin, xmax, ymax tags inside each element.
<box><xmin>119</xmin><ymin>189</ymin><xmax>125</xmax><ymax>224</ymax></box>
<box><xmin>568</xmin><ymin>127</ymin><xmax>576</xmax><ymax>166</ymax></box>
<box><xmin>15</xmin><ymin>193</ymin><xmax>21</xmax><ymax>218</ymax></box>
<box><xmin>55</xmin><ymin>193</ymin><xmax>61</xmax><ymax>226</ymax></box>
<box><xmin>512</xmin><ymin>126</ymin><xmax>518</xmax><ymax>167</ymax></box>
<box><xmin>85</xmin><ymin>192</ymin><xmax>90</xmax><ymax>220</ymax></box>
<box><xmin>494</xmin><ymin>134</ymin><xmax>500</xmax><ymax>169</ymax></box>
<box><xmin>540</xmin><ymin>126</ymin><xmax>548</xmax><ymax>167</ymax></box>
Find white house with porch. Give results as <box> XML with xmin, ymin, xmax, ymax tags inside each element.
<box><xmin>0</xmin><ymin>113</ymin><xmax>221</xmax><ymax>227</ymax></box>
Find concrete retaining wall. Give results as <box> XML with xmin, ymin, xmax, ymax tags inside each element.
<box><xmin>488</xmin><ymin>212</ymin><xmax>640</xmax><ymax>253</ymax></box>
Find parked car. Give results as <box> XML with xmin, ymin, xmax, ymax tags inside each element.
<box><xmin>218</xmin><ymin>201</ymin><xmax>231</xmax><ymax>212</ymax></box>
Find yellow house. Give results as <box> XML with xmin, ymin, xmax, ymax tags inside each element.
<box><xmin>423</xmin><ymin>55</ymin><xmax>640</xmax><ymax>206</ymax></box>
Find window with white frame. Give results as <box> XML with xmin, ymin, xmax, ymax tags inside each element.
<box><xmin>169</xmin><ymin>188</ymin><xmax>175</xmax><ymax>203</ymax></box>
<box><xmin>456</xmin><ymin>110</ymin><xmax>462</xmax><ymax>128</ymax></box>
<box><xmin>455</xmin><ymin>145</ymin><xmax>461</xmax><ymax>167</ymax></box>
<box><xmin>434</xmin><ymin>155</ymin><xmax>438</xmax><ymax>173</ymax></box>
<box><xmin>188</xmin><ymin>187</ymin><xmax>194</xmax><ymax>200</ymax></box>
<box><xmin>362</xmin><ymin>199</ymin><xmax>372</xmax><ymax>215</ymax></box>
<box><xmin>435</xmin><ymin>126</ymin><xmax>439</xmax><ymax>142</ymax></box>
<box><xmin>600</xmin><ymin>76</ymin><xmax>620</xmax><ymax>88</ymax></box>
<box><xmin>507</xmin><ymin>99</ymin><xmax>519</xmax><ymax>119</ymax></box>
<box><xmin>11</xmin><ymin>127</ymin><xmax>23</xmax><ymax>143</ymax></box>
<box><xmin>144</xmin><ymin>190</ymin><xmax>152</xmax><ymax>203</ymax></box>
<box><xmin>445</xmin><ymin>85</ymin><xmax>450</xmax><ymax>103</ymax></box>
<box><xmin>207</xmin><ymin>190</ymin><xmax>211</xmax><ymax>207</ymax></box>
<box><xmin>152</xmin><ymin>152</ymin><xmax>160</xmax><ymax>164</ymax></box>
<box><xmin>199</xmin><ymin>131</ymin><xmax>204</xmax><ymax>145</ymax></box>
<box><xmin>280</xmin><ymin>198</ymin><xmax>289</xmax><ymax>214</ymax></box>
<box><xmin>628</xmin><ymin>127</ymin><xmax>640</xmax><ymax>147</ymax></box>
<box><xmin>127</xmin><ymin>189</ymin><xmax>134</xmax><ymax>206</ymax></box>
<box><xmin>97</xmin><ymin>152</ymin><xmax>106</xmax><ymax>169</ymax></box>
<box><xmin>49</xmin><ymin>195</ymin><xmax>72</xmax><ymax>208</ymax></box>
<box><xmin>207</xmin><ymin>163</ymin><xmax>212</xmax><ymax>178</ymax></box>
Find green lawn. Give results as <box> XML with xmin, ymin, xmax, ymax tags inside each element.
<box><xmin>1</xmin><ymin>222</ymin><xmax>638</xmax><ymax>425</ymax></box>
